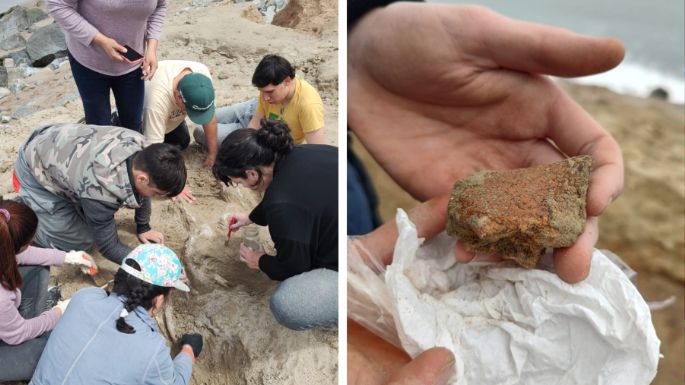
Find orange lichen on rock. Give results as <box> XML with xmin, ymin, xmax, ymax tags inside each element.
<box><xmin>446</xmin><ymin>156</ymin><xmax>593</xmax><ymax>268</ymax></box>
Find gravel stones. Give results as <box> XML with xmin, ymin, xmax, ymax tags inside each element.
<box><xmin>447</xmin><ymin>156</ymin><xmax>593</xmax><ymax>268</ymax></box>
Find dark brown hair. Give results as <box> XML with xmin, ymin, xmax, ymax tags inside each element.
<box><xmin>111</xmin><ymin>259</ymin><xmax>171</xmax><ymax>334</ymax></box>
<box><xmin>212</xmin><ymin>119</ymin><xmax>294</xmax><ymax>186</ymax></box>
<box><xmin>0</xmin><ymin>198</ymin><xmax>38</xmax><ymax>291</ymax></box>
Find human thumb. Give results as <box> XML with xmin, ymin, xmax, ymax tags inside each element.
<box><xmin>359</xmin><ymin>194</ymin><xmax>449</xmax><ymax>266</ymax></box>
<box><xmin>388</xmin><ymin>347</ymin><xmax>456</xmax><ymax>385</ymax></box>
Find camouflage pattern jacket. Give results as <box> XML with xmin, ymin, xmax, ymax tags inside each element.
<box><xmin>21</xmin><ymin>124</ymin><xmax>151</xmax><ymax>263</ymax></box>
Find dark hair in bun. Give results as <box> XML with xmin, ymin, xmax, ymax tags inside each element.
<box><xmin>212</xmin><ymin>119</ymin><xmax>294</xmax><ymax>186</ymax></box>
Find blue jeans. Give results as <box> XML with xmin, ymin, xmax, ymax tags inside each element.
<box><xmin>0</xmin><ymin>266</ymin><xmax>51</xmax><ymax>381</ymax></box>
<box><xmin>269</xmin><ymin>268</ymin><xmax>338</xmax><ymax>330</ymax></box>
<box><xmin>193</xmin><ymin>98</ymin><xmax>257</xmax><ymax>147</ymax></box>
<box><xmin>347</xmin><ymin>142</ymin><xmax>381</xmax><ymax>235</ymax></box>
<box><xmin>68</xmin><ymin>51</ymin><xmax>144</xmax><ymax>133</ymax></box>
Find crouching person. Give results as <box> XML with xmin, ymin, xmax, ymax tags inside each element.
<box><xmin>14</xmin><ymin>124</ymin><xmax>187</xmax><ymax>264</ymax></box>
<box><xmin>213</xmin><ymin>119</ymin><xmax>338</xmax><ymax>330</ymax></box>
<box><xmin>0</xmin><ymin>198</ymin><xmax>93</xmax><ymax>382</ymax></box>
<box><xmin>30</xmin><ymin>244</ymin><xmax>202</xmax><ymax>385</ymax></box>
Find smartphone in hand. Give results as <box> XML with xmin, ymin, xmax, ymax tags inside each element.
<box><xmin>121</xmin><ymin>45</ymin><xmax>144</xmax><ymax>63</ymax></box>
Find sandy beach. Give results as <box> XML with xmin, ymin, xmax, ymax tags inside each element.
<box><xmin>0</xmin><ymin>0</ymin><xmax>338</xmax><ymax>383</ymax></box>
<box><xmin>352</xmin><ymin>81</ymin><xmax>684</xmax><ymax>385</ymax></box>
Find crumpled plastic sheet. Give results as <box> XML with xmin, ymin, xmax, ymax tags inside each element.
<box><xmin>348</xmin><ymin>209</ymin><xmax>660</xmax><ymax>385</ymax></box>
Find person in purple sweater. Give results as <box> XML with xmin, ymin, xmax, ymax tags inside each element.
<box><xmin>0</xmin><ymin>199</ymin><xmax>97</xmax><ymax>382</ymax></box>
<box><xmin>47</xmin><ymin>0</ymin><xmax>167</xmax><ymax>132</ymax></box>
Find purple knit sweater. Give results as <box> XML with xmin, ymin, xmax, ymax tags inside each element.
<box><xmin>0</xmin><ymin>246</ymin><xmax>65</xmax><ymax>345</ymax></box>
<box><xmin>47</xmin><ymin>0</ymin><xmax>167</xmax><ymax>76</ymax></box>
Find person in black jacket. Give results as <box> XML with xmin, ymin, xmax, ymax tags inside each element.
<box><xmin>213</xmin><ymin>119</ymin><xmax>337</xmax><ymax>330</ymax></box>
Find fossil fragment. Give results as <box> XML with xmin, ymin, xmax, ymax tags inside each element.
<box><xmin>446</xmin><ymin>156</ymin><xmax>593</xmax><ymax>268</ymax></box>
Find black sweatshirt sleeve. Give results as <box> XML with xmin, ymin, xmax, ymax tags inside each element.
<box><xmin>134</xmin><ymin>196</ymin><xmax>152</xmax><ymax>234</ymax></box>
<box><xmin>81</xmin><ymin>198</ymin><xmax>132</xmax><ymax>264</ymax></box>
<box><xmin>257</xmin><ymin>203</ymin><xmax>315</xmax><ymax>281</ymax></box>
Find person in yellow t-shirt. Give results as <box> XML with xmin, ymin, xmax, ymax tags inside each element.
<box><xmin>193</xmin><ymin>54</ymin><xmax>326</xmax><ymax>147</ymax></box>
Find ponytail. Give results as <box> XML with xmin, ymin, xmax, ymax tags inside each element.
<box><xmin>0</xmin><ymin>198</ymin><xmax>38</xmax><ymax>291</ymax></box>
<box><xmin>111</xmin><ymin>260</ymin><xmax>171</xmax><ymax>334</ymax></box>
<box><xmin>212</xmin><ymin>119</ymin><xmax>294</xmax><ymax>186</ymax></box>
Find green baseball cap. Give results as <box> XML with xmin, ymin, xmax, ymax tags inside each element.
<box><xmin>178</xmin><ymin>72</ymin><xmax>215</xmax><ymax>125</ymax></box>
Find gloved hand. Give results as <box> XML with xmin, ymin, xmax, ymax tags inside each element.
<box><xmin>180</xmin><ymin>333</ymin><xmax>203</xmax><ymax>358</ymax></box>
<box><xmin>64</xmin><ymin>251</ymin><xmax>99</xmax><ymax>275</ymax></box>
<box><xmin>54</xmin><ymin>298</ymin><xmax>71</xmax><ymax>315</ymax></box>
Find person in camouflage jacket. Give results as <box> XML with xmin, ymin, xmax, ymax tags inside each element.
<box><xmin>14</xmin><ymin>124</ymin><xmax>187</xmax><ymax>264</ymax></box>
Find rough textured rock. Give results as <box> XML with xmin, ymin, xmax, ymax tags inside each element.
<box><xmin>447</xmin><ymin>156</ymin><xmax>593</xmax><ymax>268</ymax></box>
<box><xmin>0</xmin><ymin>33</ymin><xmax>26</xmax><ymax>51</ymax></box>
<box><xmin>2</xmin><ymin>49</ymin><xmax>31</xmax><ymax>67</ymax></box>
<box><xmin>26</xmin><ymin>7</ymin><xmax>48</xmax><ymax>26</ymax></box>
<box><xmin>0</xmin><ymin>7</ymin><xmax>29</xmax><ymax>42</ymax></box>
<box><xmin>26</xmin><ymin>23</ymin><xmax>67</xmax><ymax>67</ymax></box>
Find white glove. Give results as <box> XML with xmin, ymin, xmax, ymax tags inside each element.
<box><xmin>64</xmin><ymin>251</ymin><xmax>99</xmax><ymax>275</ymax></box>
<box><xmin>55</xmin><ymin>298</ymin><xmax>71</xmax><ymax>315</ymax></box>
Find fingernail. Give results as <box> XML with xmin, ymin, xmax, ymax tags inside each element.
<box><xmin>435</xmin><ymin>352</ymin><xmax>456</xmax><ymax>385</ymax></box>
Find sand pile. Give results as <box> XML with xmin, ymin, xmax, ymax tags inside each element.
<box><xmin>0</xmin><ymin>0</ymin><xmax>338</xmax><ymax>383</ymax></box>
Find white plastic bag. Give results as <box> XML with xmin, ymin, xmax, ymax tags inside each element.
<box><xmin>348</xmin><ymin>209</ymin><xmax>660</xmax><ymax>385</ymax></box>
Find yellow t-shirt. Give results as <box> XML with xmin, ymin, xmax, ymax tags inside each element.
<box><xmin>256</xmin><ymin>77</ymin><xmax>324</xmax><ymax>144</ymax></box>
<box><xmin>142</xmin><ymin>60</ymin><xmax>212</xmax><ymax>143</ymax></box>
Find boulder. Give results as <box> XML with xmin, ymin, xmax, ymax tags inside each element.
<box><xmin>0</xmin><ymin>33</ymin><xmax>26</xmax><ymax>51</ymax></box>
<box><xmin>0</xmin><ymin>6</ymin><xmax>29</xmax><ymax>42</ymax></box>
<box><xmin>649</xmin><ymin>87</ymin><xmax>669</xmax><ymax>101</ymax></box>
<box><xmin>446</xmin><ymin>156</ymin><xmax>592</xmax><ymax>268</ymax></box>
<box><xmin>26</xmin><ymin>7</ymin><xmax>48</xmax><ymax>25</ymax></box>
<box><xmin>7</xmin><ymin>49</ymin><xmax>31</xmax><ymax>66</ymax></box>
<box><xmin>26</xmin><ymin>23</ymin><xmax>67</xmax><ymax>67</ymax></box>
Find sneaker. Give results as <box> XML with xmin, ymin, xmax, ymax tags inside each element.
<box><xmin>45</xmin><ymin>285</ymin><xmax>62</xmax><ymax>309</ymax></box>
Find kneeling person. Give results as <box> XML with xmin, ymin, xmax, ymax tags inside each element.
<box><xmin>213</xmin><ymin>119</ymin><xmax>337</xmax><ymax>330</ymax></box>
<box><xmin>14</xmin><ymin>124</ymin><xmax>186</xmax><ymax>264</ymax></box>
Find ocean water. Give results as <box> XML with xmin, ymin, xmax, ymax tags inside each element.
<box><xmin>430</xmin><ymin>0</ymin><xmax>685</xmax><ymax>104</ymax></box>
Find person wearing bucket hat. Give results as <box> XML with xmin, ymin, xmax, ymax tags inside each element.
<box><xmin>30</xmin><ymin>244</ymin><xmax>202</xmax><ymax>385</ymax></box>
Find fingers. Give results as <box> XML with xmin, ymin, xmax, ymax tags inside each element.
<box><xmin>464</xmin><ymin>5</ymin><xmax>625</xmax><ymax>76</ymax></box>
<box><xmin>455</xmin><ymin>217</ymin><xmax>597</xmax><ymax>283</ymax></box>
<box><xmin>359</xmin><ymin>195</ymin><xmax>449</xmax><ymax>265</ymax></box>
<box><xmin>553</xmin><ymin>216</ymin><xmax>598</xmax><ymax>283</ymax></box>
<box><xmin>548</xmin><ymin>92</ymin><xmax>624</xmax><ymax>216</ymax></box>
<box><xmin>454</xmin><ymin>243</ymin><xmax>501</xmax><ymax>264</ymax></box>
<box><xmin>388</xmin><ymin>347</ymin><xmax>456</xmax><ymax>385</ymax></box>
